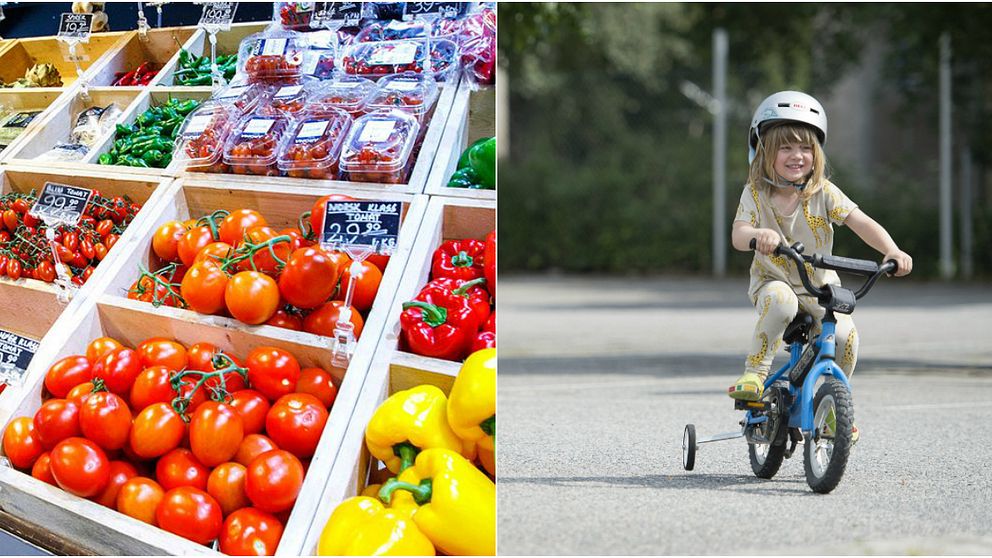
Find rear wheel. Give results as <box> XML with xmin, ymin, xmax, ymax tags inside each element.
<box><xmin>748</xmin><ymin>390</ymin><xmax>788</xmax><ymax>478</ymax></box>
<box><xmin>804</xmin><ymin>378</ymin><xmax>854</xmax><ymax>493</ymax></box>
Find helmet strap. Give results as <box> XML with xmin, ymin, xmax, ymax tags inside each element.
<box><xmin>763</xmin><ymin>175</ymin><xmax>807</xmax><ymax>191</ymax></box>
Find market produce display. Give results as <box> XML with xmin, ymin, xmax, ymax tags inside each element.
<box><xmin>98</xmin><ymin>98</ymin><xmax>202</xmax><ymax>168</ymax></box>
<box><xmin>447</xmin><ymin>137</ymin><xmax>496</xmax><ymax>190</ymax></box>
<box><xmin>112</xmin><ymin>62</ymin><xmax>160</xmax><ymax>86</ymax></box>
<box><xmin>1</xmin><ymin>63</ymin><xmax>62</xmax><ymax>88</ymax></box>
<box><xmin>35</xmin><ymin>104</ymin><xmax>123</xmax><ymax>162</ymax></box>
<box><xmin>339</xmin><ymin>109</ymin><xmax>420</xmax><ymax>184</ymax></box>
<box><xmin>173</xmin><ymin>48</ymin><xmax>237</xmax><ymax>86</ymax></box>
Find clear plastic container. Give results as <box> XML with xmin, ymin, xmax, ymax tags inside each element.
<box><xmin>222</xmin><ymin>112</ymin><xmax>293</xmax><ymax>176</ymax></box>
<box><xmin>277</xmin><ymin>108</ymin><xmax>352</xmax><ymax>179</ymax></box>
<box><xmin>338</xmin><ymin>38</ymin><xmax>460</xmax><ymax>82</ymax></box>
<box><xmin>339</xmin><ymin>109</ymin><xmax>420</xmax><ymax>184</ymax></box>
<box><xmin>365</xmin><ymin>72</ymin><xmax>439</xmax><ymax>125</ymax></box>
<box><xmin>259</xmin><ymin>83</ymin><xmax>311</xmax><ymax>117</ymax></box>
<box><xmin>172</xmin><ymin>102</ymin><xmax>240</xmax><ymax>173</ymax></box>
<box><xmin>238</xmin><ymin>30</ymin><xmax>306</xmax><ymax>84</ymax></box>
<box><xmin>310</xmin><ymin>75</ymin><xmax>377</xmax><ymax>117</ymax></box>
<box><xmin>355</xmin><ymin>20</ymin><xmax>429</xmax><ymax>43</ymax></box>
<box><xmin>301</xmin><ymin>49</ymin><xmax>337</xmax><ymax>80</ymax></box>
<box><xmin>212</xmin><ymin>82</ymin><xmax>271</xmax><ymax>115</ymax></box>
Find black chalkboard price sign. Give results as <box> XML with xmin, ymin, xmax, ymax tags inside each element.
<box><xmin>29</xmin><ymin>183</ymin><xmax>94</xmax><ymax>225</ymax></box>
<box><xmin>321</xmin><ymin>201</ymin><xmax>401</xmax><ymax>254</ymax></box>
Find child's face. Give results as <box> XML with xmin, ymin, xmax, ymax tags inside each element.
<box><xmin>773</xmin><ymin>141</ymin><xmax>814</xmax><ymax>184</ymax></box>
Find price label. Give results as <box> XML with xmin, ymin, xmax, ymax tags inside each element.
<box><xmin>312</xmin><ymin>2</ymin><xmax>363</xmax><ymax>27</ymax></box>
<box><xmin>216</xmin><ymin>85</ymin><xmax>249</xmax><ymax>100</ymax></box>
<box><xmin>0</xmin><ymin>330</ymin><xmax>39</xmax><ymax>380</ymax></box>
<box><xmin>296</xmin><ymin>120</ymin><xmax>330</xmax><ymax>143</ymax></box>
<box><xmin>387</xmin><ymin>79</ymin><xmax>419</xmax><ymax>91</ymax></box>
<box><xmin>182</xmin><ymin>114</ymin><xmax>214</xmax><ymax>138</ymax></box>
<box><xmin>29</xmin><ymin>183</ymin><xmax>93</xmax><ymax>225</ymax></box>
<box><xmin>404</xmin><ymin>2</ymin><xmax>460</xmax><ymax>19</ymax></box>
<box><xmin>321</xmin><ymin>201</ymin><xmax>401</xmax><ymax>254</ymax></box>
<box><xmin>274</xmin><ymin>85</ymin><xmax>304</xmax><ymax>98</ymax></box>
<box><xmin>253</xmin><ymin>38</ymin><xmax>289</xmax><ymax>57</ymax></box>
<box><xmin>199</xmin><ymin>2</ymin><xmax>238</xmax><ymax>32</ymax></box>
<box><xmin>367</xmin><ymin>42</ymin><xmax>418</xmax><ymax>66</ymax></box>
<box><xmin>359</xmin><ymin>120</ymin><xmax>396</xmax><ymax>143</ymax></box>
<box><xmin>58</xmin><ymin>13</ymin><xmax>94</xmax><ymax>42</ymax></box>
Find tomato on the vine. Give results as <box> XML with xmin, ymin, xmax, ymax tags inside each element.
<box><xmin>238</xmin><ymin>226</ymin><xmax>292</xmax><ymax>276</ymax></box>
<box><xmin>244</xmin><ymin>450</ymin><xmax>304</xmax><ymax>514</ymax></box>
<box><xmin>333</xmin><ymin>259</ymin><xmax>382</xmax><ymax>312</ymax></box>
<box><xmin>49</xmin><ymin>437</ymin><xmax>110</xmax><ymax>498</ymax></box>
<box><xmin>190</xmin><ymin>401</ymin><xmax>244</xmax><ymax>468</ymax></box>
<box><xmin>153</xmin><ymin>221</ymin><xmax>188</xmax><ymax>262</ymax></box>
<box><xmin>194</xmin><ymin>241</ymin><xmax>234</xmax><ymax>266</ymax></box>
<box><xmin>219</xmin><ymin>209</ymin><xmax>267</xmax><ymax>247</ymax></box>
<box><xmin>303</xmin><ymin>301</ymin><xmax>364</xmax><ymax>339</ymax></box>
<box><xmin>265</xmin><ymin>309</ymin><xmax>303</xmax><ymax>331</ymax></box>
<box><xmin>245</xmin><ymin>347</ymin><xmax>301</xmax><ymax>402</ymax></box>
<box><xmin>181</xmin><ymin>261</ymin><xmax>229</xmax><ymax>315</ymax></box>
<box><xmin>225</xmin><ymin>271</ymin><xmax>280</xmax><ymax>325</ymax></box>
<box><xmin>308</xmin><ymin>194</ymin><xmax>355</xmax><ymax>238</ymax></box>
<box><xmin>156</xmin><ymin>487</ymin><xmax>224</xmax><ymax>545</ymax></box>
<box><xmin>277</xmin><ymin>247</ymin><xmax>342</xmax><ymax>309</ymax></box>
<box><xmin>178</xmin><ymin>226</ymin><xmax>217</xmax><ymax>267</ymax></box>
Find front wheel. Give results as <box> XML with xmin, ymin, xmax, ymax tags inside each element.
<box><xmin>804</xmin><ymin>377</ymin><xmax>854</xmax><ymax>493</ymax></box>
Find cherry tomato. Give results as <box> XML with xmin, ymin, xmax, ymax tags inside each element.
<box><xmin>229</xmin><ymin>390</ymin><xmax>270</xmax><ymax>435</ymax></box>
<box><xmin>80</xmin><ymin>238</ymin><xmax>96</xmax><ymax>261</ymax></box>
<box><xmin>219</xmin><ymin>508</ymin><xmax>284</xmax><ymax>556</ymax></box>
<box><xmin>234</xmin><ymin>434</ymin><xmax>278</xmax><ymax>467</ymax></box>
<box><xmin>156</xmin><ymin>448</ymin><xmax>210</xmax><ymax>492</ymax></box>
<box><xmin>333</xmin><ymin>260</ymin><xmax>383</xmax><ymax>312</ymax></box>
<box><xmin>96</xmin><ymin>219</ymin><xmax>114</xmax><ymax>239</ymax></box>
<box><xmin>66</xmin><ymin>381</ymin><xmax>96</xmax><ymax>407</ymax></box>
<box><xmin>36</xmin><ymin>260</ymin><xmax>56</xmax><ymax>283</ymax></box>
<box><xmin>116</xmin><ymin>477</ymin><xmax>165</xmax><ymax>526</ymax></box>
<box><xmin>194</xmin><ymin>241</ymin><xmax>234</xmax><ymax>266</ymax></box>
<box><xmin>153</xmin><ymin>221</ymin><xmax>188</xmax><ymax>263</ymax></box>
<box><xmin>245</xmin><ymin>347</ymin><xmax>301</xmax><ymax>402</ymax></box>
<box><xmin>178</xmin><ymin>226</ymin><xmax>217</xmax><ymax>268</ymax></box>
<box><xmin>208</xmin><ymin>462</ymin><xmax>250</xmax><ymax>517</ymax></box>
<box><xmin>30</xmin><ymin>452</ymin><xmax>56</xmax><ymax>486</ymax></box>
<box><xmin>44</xmin><ymin>355</ymin><xmax>92</xmax><ymax>399</ymax></box>
<box><xmin>86</xmin><ymin>337</ymin><xmax>123</xmax><ymax>364</ymax></box>
<box><xmin>190</xmin><ymin>401</ymin><xmax>244</xmax><ymax>468</ymax></box>
<box><xmin>277</xmin><ymin>247</ymin><xmax>342</xmax><ymax>309</ymax></box>
<box><xmin>92</xmin><ymin>347</ymin><xmax>142</xmax><ymax>395</ymax></box>
<box><xmin>130</xmin><ymin>402</ymin><xmax>186</xmax><ymax>460</ymax></box>
<box><xmin>33</xmin><ymin>399</ymin><xmax>82</xmax><ymax>450</ymax></box>
<box><xmin>49</xmin><ymin>437</ymin><xmax>110</xmax><ymax>498</ymax></box>
<box><xmin>136</xmin><ymin>338</ymin><xmax>188</xmax><ymax>370</ymax></box>
<box><xmin>219</xmin><ymin>209</ymin><xmax>267</xmax><ymax>246</ymax></box>
<box><xmin>3</xmin><ymin>417</ymin><xmax>44</xmax><ymax>469</ymax></box>
<box><xmin>265</xmin><ymin>309</ymin><xmax>303</xmax><ymax>331</ymax></box>
<box><xmin>295</xmin><ymin>368</ymin><xmax>338</xmax><ymax>408</ymax></box>
<box><xmin>265</xmin><ymin>394</ymin><xmax>328</xmax><ymax>459</ymax></box>
<box><xmin>105</xmin><ymin>233</ymin><xmax>120</xmax><ymax>250</ymax></box>
<box><xmin>303</xmin><ymin>301</ymin><xmax>364</xmax><ymax>339</ymax></box>
<box><xmin>225</xmin><ymin>271</ymin><xmax>280</xmax><ymax>325</ymax></box>
<box><xmin>244</xmin><ymin>450</ymin><xmax>304</xmax><ymax>514</ymax></box>
<box><xmin>129</xmin><ymin>365</ymin><xmax>178</xmax><ymax>412</ymax></box>
<box><xmin>7</xmin><ymin>259</ymin><xmax>21</xmax><ymax>281</ymax></box>
<box><xmin>2</xmin><ymin>209</ymin><xmax>18</xmax><ymax>231</ymax></box>
<box><xmin>94</xmin><ymin>242</ymin><xmax>109</xmax><ymax>261</ymax></box>
<box><xmin>79</xmin><ymin>391</ymin><xmax>132</xmax><ymax>451</ymax></box>
<box><xmin>181</xmin><ymin>261</ymin><xmax>230</xmax><ymax>315</ymax></box>
<box><xmin>156</xmin><ymin>487</ymin><xmax>224</xmax><ymax>545</ymax></box>
<box><xmin>92</xmin><ymin>461</ymin><xmax>138</xmax><ymax>508</ymax></box>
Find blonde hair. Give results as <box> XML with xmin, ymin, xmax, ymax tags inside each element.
<box><xmin>747</xmin><ymin>123</ymin><xmax>828</xmax><ymax>200</ymax></box>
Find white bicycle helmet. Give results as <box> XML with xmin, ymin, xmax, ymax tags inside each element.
<box><xmin>748</xmin><ymin>91</ymin><xmax>827</xmax><ymax>164</ymax></box>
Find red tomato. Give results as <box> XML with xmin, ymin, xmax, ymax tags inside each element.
<box><xmin>238</xmin><ymin>226</ymin><xmax>292</xmax><ymax>277</ymax></box>
<box><xmin>225</xmin><ymin>271</ymin><xmax>280</xmax><ymax>325</ymax></box>
<box><xmin>156</xmin><ymin>487</ymin><xmax>224</xmax><ymax>545</ymax></box>
<box><xmin>244</xmin><ymin>450</ymin><xmax>304</xmax><ymax>514</ymax></box>
<box><xmin>66</xmin><ymin>382</ymin><xmax>96</xmax><ymax>407</ymax></box>
<box><xmin>33</xmin><ymin>399</ymin><xmax>82</xmax><ymax>450</ymax></box>
<box><xmin>79</xmin><ymin>391</ymin><xmax>132</xmax><ymax>451</ymax></box>
<box><xmin>91</xmin><ymin>348</ymin><xmax>142</xmax><ymax>395</ymax></box>
<box><xmin>295</xmin><ymin>368</ymin><xmax>338</xmax><ymax>408</ymax></box>
<box><xmin>194</xmin><ymin>241</ymin><xmax>234</xmax><ymax>266</ymax></box>
<box><xmin>44</xmin><ymin>355</ymin><xmax>92</xmax><ymax>399</ymax></box>
<box><xmin>3</xmin><ymin>417</ymin><xmax>44</xmax><ymax>469</ymax></box>
<box><xmin>181</xmin><ymin>261</ymin><xmax>230</xmax><ymax>315</ymax></box>
<box><xmin>277</xmin><ymin>247</ymin><xmax>342</xmax><ymax>309</ymax></box>
<box><xmin>129</xmin><ymin>366</ymin><xmax>178</xmax><ymax>412</ymax></box>
<box><xmin>36</xmin><ymin>260</ymin><xmax>56</xmax><ymax>283</ymax></box>
<box><xmin>30</xmin><ymin>452</ymin><xmax>56</xmax><ymax>485</ymax></box>
<box><xmin>190</xmin><ymin>402</ymin><xmax>244</xmax><ymax>467</ymax></box>
<box><xmin>156</xmin><ymin>448</ymin><xmax>210</xmax><ymax>491</ymax></box>
<box><xmin>2</xmin><ymin>209</ymin><xmax>18</xmax><ymax>231</ymax></box>
<box><xmin>219</xmin><ymin>508</ymin><xmax>284</xmax><ymax>556</ymax></box>
<box><xmin>229</xmin><ymin>390</ymin><xmax>270</xmax><ymax>435</ymax></box>
<box><xmin>130</xmin><ymin>403</ymin><xmax>185</xmax><ymax>460</ymax></box>
<box><xmin>308</xmin><ymin>194</ymin><xmax>355</xmax><ymax>238</ymax></box>
<box><xmin>136</xmin><ymin>338</ymin><xmax>188</xmax><ymax>370</ymax></box>
<box><xmin>49</xmin><ymin>437</ymin><xmax>110</xmax><ymax>498</ymax></box>
<box><xmin>278</xmin><ymin>228</ymin><xmax>308</xmax><ymax>252</ymax></box>
<box><xmin>6</xmin><ymin>259</ymin><xmax>20</xmax><ymax>281</ymax></box>
<box><xmin>219</xmin><ymin>209</ymin><xmax>267</xmax><ymax>246</ymax></box>
<box><xmin>265</xmin><ymin>394</ymin><xmax>328</xmax><ymax>459</ymax></box>
<box><xmin>265</xmin><ymin>309</ymin><xmax>303</xmax><ymax>331</ymax></box>
<box><xmin>187</xmin><ymin>342</ymin><xmax>221</xmax><ymax>372</ymax></box>
<box><xmin>367</xmin><ymin>252</ymin><xmax>390</xmax><ymax>273</ymax></box>
<box><xmin>234</xmin><ymin>434</ymin><xmax>278</xmax><ymax>467</ymax></box>
<box><xmin>303</xmin><ymin>301</ymin><xmax>364</xmax><ymax>339</ymax></box>
<box><xmin>207</xmin><ymin>462</ymin><xmax>250</xmax><ymax>516</ymax></box>
<box><xmin>116</xmin><ymin>477</ymin><xmax>164</xmax><ymax>526</ymax></box>
<box><xmin>152</xmin><ymin>221</ymin><xmax>188</xmax><ymax>263</ymax></box>
<box><xmin>333</xmin><ymin>260</ymin><xmax>383</xmax><ymax>312</ymax></box>
<box><xmin>92</xmin><ymin>461</ymin><xmax>138</xmax><ymax>508</ymax></box>
<box><xmin>245</xmin><ymin>347</ymin><xmax>301</xmax><ymax>402</ymax></box>
<box><xmin>177</xmin><ymin>226</ymin><xmax>217</xmax><ymax>268</ymax></box>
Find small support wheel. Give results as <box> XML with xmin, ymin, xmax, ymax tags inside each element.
<box><xmin>683</xmin><ymin>424</ymin><xmax>697</xmax><ymax>470</ymax></box>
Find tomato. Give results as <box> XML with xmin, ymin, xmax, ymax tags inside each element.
<box><xmin>94</xmin><ymin>242</ymin><xmax>109</xmax><ymax>261</ymax></box>
<box><xmin>303</xmin><ymin>301</ymin><xmax>364</xmax><ymax>339</ymax></box>
<box><xmin>308</xmin><ymin>194</ymin><xmax>355</xmax><ymax>238</ymax></box>
<box><xmin>219</xmin><ymin>507</ymin><xmax>284</xmax><ymax>556</ymax></box>
<box><xmin>136</xmin><ymin>338</ymin><xmax>188</xmax><ymax>370</ymax></box>
<box><xmin>333</xmin><ymin>260</ymin><xmax>383</xmax><ymax>312</ymax></box>
<box><xmin>238</xmin><ymin>226</ymin><xmax>291</xmax><ymax>276</ymax></box>
<box><xmin>30</xmin><ymin>452</ymin><xmax>56</xmax><ymax>486</ymax></box>
<box><xmin>176</xmin><ymin>376</ymin><xmax>209</xmax><ymax>415</ymax></box>
<box><xmin>3</xmin><ymin>417</ymin><xmax>44</xmax><ymax>469</ymax></box>
<box><xmin>244</xmin><ymin>450</ymin><xmax>304</xmax><ymax>514</ymax></box>
<box><xmin>86</xmin><ymin>337</ymin><xmax>124</xmax><ymax>364</ymax></box>
<box><xmin>2</xmin><ymin>209</ymin><xmax>18</xmax><ymax>231</ymax></box>
<box><xmin>277</xmin><ymin>247</ymin><xmax>342</xmax><ymax>309</ymax></box>
<box><xmin>36</xmin><ymin>260</ymin><xmax>56</xmax><ymax>283</ymax></box>
<box><xmin>49</xmin><ymin>437</ymin><xmax>110</xmax><ymax>498</ymax></box>
<box><xmin>156</xmin><ymin>448</ymin><xmax>210</xmax><ymax>492</ymax></box>
<box><xmin>92</xmin><ymin>461</ymin><xmax>138</xmax><ymax>508</ymax></box>
<box><xmin>229</xmin><ymin>390</ymin><xmax>270</xmax><ymax>435</ymax></box>
<box><xmin>7</xmin><ymin>259</ymin><xmax>21</xmax><ymax>281</ymax></box>
<box><xmin>208</xmin><ymin>462</ymin><xmax>250</xmax><ymax>516</ymax></box>
<box><xmin>278</xmin><ymin>228</ymin><xmax>308</xmax><ymax>252</ymax></box>
<box><xmin>181</xmin><ymin>261</ymin><xmax>230</xmax><ymax>315</ymax></box>
<box><xmin>219</xmin><ymin>209</ymin><xmax>267</xmax><ymax>246</ymax></box>
<box><xmin>265</xmin><ymin>394</ymin><xmax>328</xmax><ymax>459</ymax></box>
<box><xmin>96</xmin><ymin>218</ymin><xmax>114</xmax><ymax>239</ymax></box>
<box><xmin>225</xmin><ymin>271</ymin><xmax>280</xmax><ymax>325</ymax></box>
<box><xmin>188</xmin><ymin>342</ymin><xmax>221</xmax><ymax>372</ymax></box>
<box><xmin>367</xmin><ymin>252</ymin><xmax>390</xmax><ymax>273</ymax></box>
<box><xmin>245</xmin><ymin>347</ymin><xmax>301</xmax><ymax>402</ymax></box>
<box><xmin>177</xmin><ymin>225</ymin><xmax>217</xmax><ymax>268</ymax></box>
<box><xmin>190</xmin><ymin>402</ymin><xmax>244</xmax><ymax>467</ymax></box>
<box><xmin>80</xmin><ymin>238</ymin><xmax>96</xmax><ymax>261</ymax></box>
<box><xmin>156</xmin><ymin>487</ymin><xmax>224</xmax><ymax>545</ymax></box>
<box><xmin>194</xmin><ymin>241</ymin><xmax>234</xmax><ymax>266</ymax></box>
<box><xmin>79</xmin><ymin>391</ymin><xmax>132</xmax><ymax>451</ymax></box>
<box><xmin>265</xmin><ymin>309</ymin><xmax>303</xmax><ymax>331</ymax></box>
<box><xmin>33</xmin><ymin>399</ymin><xmax>82</xmax><ymax>450</ymax></box>
<box><xmin>44</xmin><ymin>355</ymin><xmax>92</xmax><ymax>398</ymax></box>
<box><xmin>129</xmin><ymin>365</ymin><xmax>178</xmax><ymax>412</ymax></box>
<box><xmin>130</xmin><ymin>403</ymin><xmax>186</xmax><ymax>460</ymax></box>
<box><xmin>66</xmin><ymin>382</ymin><xmax>96</xmax><ymax>407</ymax></box>
<box><xmin>91</xmin><ymin>347</ymin><xmax>142</xmax><ymax>395</ymax></box>
<box><xmin>295</xmin><ymin>368</ymin><xmax>338</xmax><ymax>408</ymax></box>
<box><xmin>152</xmin><ymin>221</ymin><xmax>188</xmax><ymax>263</ymax></box>
<box><xmin>116</xmin><ymin>477</ymin><xmax>165</xmax><ymax>526</ymax></box>
<box><xmin>234</xmin><ymin>434</ymin><xmax>278</xmax><ymax>467</ymax></box>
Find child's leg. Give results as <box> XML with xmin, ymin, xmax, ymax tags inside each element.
<box><xmin>730</xmin><ymin>281</ymin><xmax>799</xmax><ymax>400</ymax></box>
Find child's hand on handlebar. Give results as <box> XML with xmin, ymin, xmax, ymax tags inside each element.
<box><xmin>752</xmin><ymin>229</ymin><xmax>781</xmax><ymax>256</ymax></box>
<box><xmin>883</xmin><ymin>249</ymin><xmax>913</xmax><ymax>277</ymax></box>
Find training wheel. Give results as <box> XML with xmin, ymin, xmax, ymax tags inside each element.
<box><xmin>682</xmin><ymin>424</ymin><xmax>696</xmax><ymax>470</ymax></box>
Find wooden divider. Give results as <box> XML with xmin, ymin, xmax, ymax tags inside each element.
<box><xmin>424</xmin><ymin>80</ymin><xmax>496</xmax><ymax>201</ymax></box>
<box><xmin>86</xmin><ymin>26</ymin><xmax>198</xmax><ymax>89</ymax></box>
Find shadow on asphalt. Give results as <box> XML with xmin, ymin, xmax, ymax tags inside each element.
<box><xmin>499</xmin><ymin>473</ymin><xmax>816</xmax><ymax>495</ymax></box>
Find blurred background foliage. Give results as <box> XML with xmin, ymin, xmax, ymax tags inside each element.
<box><xmin>497</xmin><ymin>3</ymin><xmax>992</xmax><ymax>279</ymax></box>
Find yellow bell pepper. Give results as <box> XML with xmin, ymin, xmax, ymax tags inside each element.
<box><xmin>317</xmin><ymin>496</ymin><xmax>435</xmax><ymax>556</ymax></box>
<box><xmin>379</xmin><ymin>449</ymin><xmax>496</xmax><ymax>556</ymax></box>
<box><xmin>362</xmin><ymin>484</ymin><xmax>382</xmax><ymax>498</ymax></box>
<box><xmin>477</xmin><ymin>445</ymin><xmax>495</xmax><ymax>477</ymax></box>
<box><xmin>366</xmin><ymin>385</ymin><xmax>468</xmax><ymax>473</ymax></box>
<box><xmin>447</xmin><ymin>348</ymin><xmax>496</xmax><ymax>452</ymax></box>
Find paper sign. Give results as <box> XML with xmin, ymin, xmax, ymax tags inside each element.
<box><xmin>321</xmin><ymin>201</ymin><xmax>401</xmax><ymax>254</ymax></box>
<box><xmin>296</xmin><ymin>120</ymin><xmax>330</xmax><ymax>143</ymax></box>
<box><xmin>358</xmin><ymin>120</ymin><xmax>395</xmax><ymax>142</ymax></box>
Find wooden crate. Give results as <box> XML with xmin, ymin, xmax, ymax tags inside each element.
<box><xmin>0</xmin><ymin>31</ymin><xmax>132</xmax><ymax>90</ymax></box>
<box><xmin>0</xmin><ymin>89</ymin><xmax>75</xmax><ymax>162</ymax></box>
<box><xmin>424</xmin><ymin>81</ymin><xmax>496</xmax><ymax>201</ymax></box>
<box><xmin>155</xmin><ymin>23</ymin><xmax>269</xmax><ymax>88</ymax></box>
<box><xmin>299</xmin><ymin>195</ymin><xmax>494</xmax><ymax>553</ymax></box>
<box><xmin>85</xmin><ymin>26</ymin><xmax>198</xmax><ymax>89</ymax></box>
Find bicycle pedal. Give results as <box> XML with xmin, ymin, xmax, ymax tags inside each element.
<box><xmin>734</xmin><ymin>400</ymin><xmax>769</xmax><ymax>411</ymax></box>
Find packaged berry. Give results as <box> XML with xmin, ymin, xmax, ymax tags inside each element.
<box><xmin>238</xmin><ymin>30</ymin><xmax>306</xmax><ymax>83</ymax></box>
<box><xmin>364</xmin><ymin>72</ymin><xmax>439</xmax><ymax>125</ymax></box>
<box><xmin>339</xmin><ymin>109</ymin><xmax>419</xmax><ymax>184</ymax></box>
<box><xmin>277</xmin><ymin>108</ymin><xmax>352</xmax><ymax>179</ymax></box>
<box><xmin>172</xmin><ymin>102</ymin><xmax>239</xmax><ymax>173</ymax></box>
<box><xmin>310</xmin><ymin>75</ymin><xmax>377</xmax><ymax>117</ymax></box>
<box><xmin>222</xmin><ymin>112</ymin><xmax>293</xmax><ymax>176</ymax></box>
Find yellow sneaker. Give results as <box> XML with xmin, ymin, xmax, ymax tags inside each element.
<box><xmin>851</xmin><ymin>424</ymin><xmax>860</xmax><ymax>446</ymax></box>
<box><xmin>728</xmin><ymin>372</ymin><xmax>764</xmax><ymax>401</ymax></box>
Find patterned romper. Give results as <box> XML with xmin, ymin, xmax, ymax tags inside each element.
<box><xmin>734</xmin><ymin>180</ymin><xmax>859</xmax><ymax>379</ymax></box>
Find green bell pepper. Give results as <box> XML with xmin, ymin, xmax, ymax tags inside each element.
<box><xmin>447</xmin><ymin>167</ymin><xmax>481</xmax><ymax>189</ymax></box>
<box><xmin>467</xmin><ymin>138</ymin><xmax>496</xmax><ymax>189</ymax></box>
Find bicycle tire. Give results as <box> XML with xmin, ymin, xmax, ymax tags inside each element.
<box><xmin>804</xmin><ymin>377</ymin><xmax>854</xmax><ymax>493</ymax></box>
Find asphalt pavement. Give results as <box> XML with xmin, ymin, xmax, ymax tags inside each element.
<box><xmin>497</xmin><ymin>275</ymin><xmax>992</xmax><ymax>555</ymax></box>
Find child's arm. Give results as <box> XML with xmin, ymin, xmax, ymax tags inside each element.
<box><xmin>843</xmin><ymin>208</ymin><xmax>913</xmax><ymax>276</ymax></box>
<box><xmin>731</xmin><ymin>221</ymin><xmax>780</xmax><ymax>255</ymax></box>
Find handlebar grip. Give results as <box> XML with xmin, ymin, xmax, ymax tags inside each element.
<box><xmin>749</xmin><ymin>238</ymin><xmax>757</xmax><ymax>250</ymax></box>
<box><xmin>881</xmin><ymin>259</ymin><xmax>898</xmax><ymax>274</ymax></box>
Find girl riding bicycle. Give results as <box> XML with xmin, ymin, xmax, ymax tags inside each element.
<box><xmin>728</xmin><ymin>91</ymin><xmax>914</xmax><ymax>444</ymax></box>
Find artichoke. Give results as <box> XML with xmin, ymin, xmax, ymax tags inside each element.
<box><xmin>24</xmin><ymin>63</ymin><xmax>63</xmax><ymax>87</ymax></box>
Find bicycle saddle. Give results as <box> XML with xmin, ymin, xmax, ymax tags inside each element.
<box><xmin>783</xmin><ymin>312</ymin><xmax>814</xmax><ymax>345</ymax></box>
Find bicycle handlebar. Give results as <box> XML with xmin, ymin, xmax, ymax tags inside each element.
<box><xmin>748</xmin><ymin>238</ymin><xmax>897</xmax><ymax>300</ymax></box>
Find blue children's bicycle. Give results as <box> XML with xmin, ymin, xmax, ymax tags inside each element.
<box><xmin>682</xmin><ymin>241</ymin><xmax>896</xmax><ymax>493</ymax></box>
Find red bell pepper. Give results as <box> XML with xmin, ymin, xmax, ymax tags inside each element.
<box><xmin>432</xmin><ymin>239</ymin><xmax>486</xmax><ymax>282</ymax></box>
<box><xmin>471</xmin><ymin>312</ymin><xmax>495</xmax><ymax>352</ymax></box>
<box><xmin>483</xmin><ymin>230</ymin><xmax>495</xmax><ymax>299</ymax></box>
<box><xmin>401</xmin><ymin>288</ymin><xmax>480</xmax><ymax>361</ymax></box>
<box><xmin>420</xmin><ymin>277</ymin><xmax>491</xmax><ymax>325</ymax></box>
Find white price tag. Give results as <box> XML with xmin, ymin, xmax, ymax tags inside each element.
<box><xmin>182</xmin><ymin>114</ymin><xmax>214</xmax><ymax>138</ymax></box>
<box><xmin>359</xmin><ymin>120</ymin><xmax>395</xmax><ymax>142</ymax></box>
<box><xmin>387</xmin><ymin>79</ymin><xmax>419</xmax><ymax>91</ymax></box>
<box><xmin>216</xmin><ymin>85</ymin><xmax>249</xmax><ymax>100</ymax></box>
<box><xmin>242</xmin><ymin>118</ymin><xmax>275</xmax><ymax>137</ymax></box>
<box><xmin>258</xmin><ymin>38</ymin><xmax>289</xmax><ymax>57</ymax></box>
<box><xmin>199</xmin><ymin>2</ymin><xmax>238</xmax><ymax>32</ymax></box>
<box><xmin>275</xmin><ymin>85</ymin><xmax>304</xmax><ymax>98</ymax></box>
<box><xmin>367</xmin><ymin>42</ymin><xmax>418</xmax><ymax>66</ymax></box>
<box><xmin>296</xmin><ymin>120</ymin><xmax>330</xmax><ymax>142</ymax></box>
